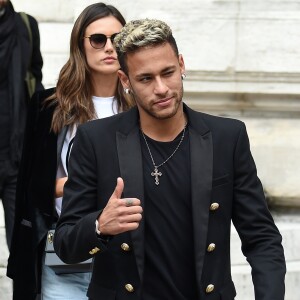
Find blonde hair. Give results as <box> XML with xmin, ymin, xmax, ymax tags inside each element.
<box><xmin>114</xmin><ymin>19</ymin><xmax>179</xmax><ymax>75</ymax></box>
<box><xmin>46</xmin><ymin>3</ymin><xmax>134</xmax><ymax>133</ymax></box>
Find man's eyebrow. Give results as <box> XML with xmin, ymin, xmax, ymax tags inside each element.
<box><xmin>135</xmin><ymin>66</ymin><xmax>177</xmax><ymax>78</ymax></box>
<box><xmin>135</xmin><ymin>72</ymin><xmax>152</xmax><ymax>79</ymax></box>
<box><xmin>161</xmin><ymin>66</ymin><xmax>176</xmax><ymax>72</ymax></box>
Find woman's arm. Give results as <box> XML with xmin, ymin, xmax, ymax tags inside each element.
<box><xmin>55</xmin><ymin>177</ymin><xmax>68</xmax><ymax>198</ymax></box>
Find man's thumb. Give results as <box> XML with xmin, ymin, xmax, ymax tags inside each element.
<box><xmin>113</xmin><ymin>177</ymin><xmax>124</xmax><ymax>199</ymax></box>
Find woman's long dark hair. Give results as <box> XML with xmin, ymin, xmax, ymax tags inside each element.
<box><xmin>47</xmin><ymin>3</ymin><xmax>134</xmax><ymax>133</ymax></box>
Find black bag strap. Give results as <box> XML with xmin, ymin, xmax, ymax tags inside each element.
<box><xmin>19</xmin><ymin>12</ymin><xmax>36</xmax><ymax>98</ymax></box>
<box><xmin>65</xmin><ymin>137</ymin><xmax>75</xmax><ymax>173</ymax></box>
<box><xmin>19</xmin><ymin>12</ymin><xmax>32</xmax><ymax>47</ymax></box>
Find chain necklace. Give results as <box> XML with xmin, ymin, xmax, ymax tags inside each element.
<box><xmin>141</xmin><ymin>123</ymin><xmax>187</xmax><ymax>185</ymax></box>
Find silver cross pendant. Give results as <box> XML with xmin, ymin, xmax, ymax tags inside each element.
<box><xmin>151</xmin><ymin>167</ymin><xmax>162</xmax><ymax>185</ymax></box>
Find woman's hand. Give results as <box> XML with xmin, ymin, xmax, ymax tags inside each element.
<box><xmin>55</xmin><ymin>177</ymin><xmax>68</xmax><ymax>197</ymax></box>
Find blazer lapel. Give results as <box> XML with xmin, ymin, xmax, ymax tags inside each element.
<box><xmin>186</xmin><ymin>105</ymin><xmax>213</xmax><ymax>286</ymax></box>
<box><xmin>116</xmin><ymin>111</ymin><xmax>145</xmax><ymax>283</ymax></box>
<box><xmin>31</xmin><ymin>100</ymin><xmax>58</xmax><ymax>216</ymax></box>
<box><xmin>57</xmin><ymin>126</ymin><xmax>68</xmax><ymax>168</ymax></box>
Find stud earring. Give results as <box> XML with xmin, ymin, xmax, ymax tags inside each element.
<box><xmin>124</xmin><ymin>88</ymin><xmax>130</xmax><ymax>94</ymax></box>
<box><xmin>181</xmin><ymin>73</ymin><xmax>186</xmax><ymax>80</ymax></box>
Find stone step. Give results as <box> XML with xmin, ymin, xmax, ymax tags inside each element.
<box><xmin>231</xmin><ymin>217</ymin><xmax>300</xmax><ymax>265</ymax></box>
<box><xmin>0</xmin><ymin>228</ymin><xmax>8</xmax><ymax>268</ymax></box>
<box><xmin>0</xmin><ymin>267</ymin><xmax>12</xmax><ymax>300</ymax></box>
<box><xmin>232</xmin><ymin>261</ymin><xmax>300</xmax><ymax>300</ymax></box>
<box><xmin>0</xmin><ymin>204</ymin><xmax>11</xmax><ymax>300</ymax></box>
<box><xmin>231</xmin><ymin>213</ymin><xmax>300</xmax><ymax>299</ymax></box>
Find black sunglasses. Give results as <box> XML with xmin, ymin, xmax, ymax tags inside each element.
<box><xmin>84</xmin><ymin>33</ymin><xmax>119</xmax><ymax>49</ymax></box>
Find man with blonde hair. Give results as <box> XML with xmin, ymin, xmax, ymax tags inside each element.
<box><xmin>54</xmin><ymin>19</ymin><xmax>286</xmax><ymax>300</ymax></box>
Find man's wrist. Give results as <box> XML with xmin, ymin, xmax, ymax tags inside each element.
<box><xmin>95</xmin><ymin>219</ymin><xmax>112</xmax><ymax>243</ymax></box>
<box><xmin>95</xmin><ymin>219</ymin><xmax>102</xmax><ymax>235</ymax></box>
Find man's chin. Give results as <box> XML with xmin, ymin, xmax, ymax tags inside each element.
<box><xmin>151</xmin><ymin>109</ymin><xmax>178</xmax><ymax>120</ymax></box>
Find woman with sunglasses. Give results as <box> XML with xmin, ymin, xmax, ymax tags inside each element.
<box><xmin>7</xmin><ymin>3</ymin><xmax>133</xmax><ymax>300</ymax></box>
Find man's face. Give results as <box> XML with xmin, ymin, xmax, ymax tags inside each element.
<box><xmin>118</xmin><ymin>42</ymin><xmax>185</xmax><ymax>122</ymax></box>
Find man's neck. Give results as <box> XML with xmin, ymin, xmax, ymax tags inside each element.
<box><xmin>140</xmin><ymin>107</ymin><xmax>187</xmax><ymax>142</ymax></box>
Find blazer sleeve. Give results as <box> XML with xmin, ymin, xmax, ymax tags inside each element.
<box><xmin>7</xmin><ymin>91</ymin><xmax>41</xmax><ymax>278</ymax></box>
<box><xmin>13</xmin><ymin>92</ymin><xmax>41</xmax><ymax>222</ymax></box>
<box><xmin>232</xmin><ymin>123</ymin><xmax>286</xmax><ymax>300</ymax></box>
<box><xmin>54</xmin><ymin>125</ymin><xmax>109</xmax><ymax>264</ymax></box>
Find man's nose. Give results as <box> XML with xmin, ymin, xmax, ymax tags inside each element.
<box><xmin>154</xmin><ymin>78</ymin><xmax>168</xmax><ymax>95</ymax></box>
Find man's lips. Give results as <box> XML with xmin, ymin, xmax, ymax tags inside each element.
<box><xmin>154</xmin><ymin>97</ymin><xmax>173</xmax><ymax>106</ymax></box>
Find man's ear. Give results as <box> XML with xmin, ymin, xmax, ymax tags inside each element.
<box><xmin>178</xmin><ymin>54</ymin><xmax>186</xmax><ymax>75</ymax></box>
<box><xmin>118</xmin><ymin>70</ymin><xmax>130</xmax><ymax>89</ymax></box>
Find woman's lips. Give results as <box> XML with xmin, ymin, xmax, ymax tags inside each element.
<box><xmin>103</xmin><ymin>56</ymin><xmax>117</xmax><ymax>63</ymax></box>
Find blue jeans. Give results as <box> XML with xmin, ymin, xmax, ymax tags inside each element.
<box><xmin>41</xmin><ymin>256</ymin><xmax>92</xmax><ymax>300</ymax></box>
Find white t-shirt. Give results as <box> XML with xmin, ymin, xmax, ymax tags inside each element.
<box><xmin>55</xmin><ymin>96</ymin><xmax>117</xmax><ymax>215</ymax></box>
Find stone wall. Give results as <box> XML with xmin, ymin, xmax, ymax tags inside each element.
<box><xmin>1</xmin><ymin>0</ymin><xmax>299</xmax><ymax>299</ymax></box>
<box><xmin>11</xmin><ymin>0</ymin><xmax>300</xmax><ymax>208</ymax></box>
<box><xmin>0</xmin><ymin>206</ymin><xmax>11</xmax><ymax>299</ymax></box>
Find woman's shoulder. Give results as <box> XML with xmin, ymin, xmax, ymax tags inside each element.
<box><xmin>30</xmin><ymin>87</ymin><xmax>55</xmax><ymax>109</ymax></box>
<box><xmin>26</xmin><ymin>88</ymin><xmax>57</xmax><ymax>127</ymax></box>
<box><xmin>34</xmin><ymin>87</ymin><xmax>55</xmax><ymax>101</ymax></box>
<box><xmin>79</xmin><ymin>107</ymin><xmax>138</xmax><ymax>141</ymax></box>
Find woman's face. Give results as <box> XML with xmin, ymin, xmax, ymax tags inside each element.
<box><xmin>84</xmin><ymin>16</ymin><xmax>123</xmax><ymax>76</ymax></box>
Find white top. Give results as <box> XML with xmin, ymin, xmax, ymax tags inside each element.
<box><xmin>55</xmin><ymin>96</ymin><xmax>117</xmax><ymax>215</ymax></box>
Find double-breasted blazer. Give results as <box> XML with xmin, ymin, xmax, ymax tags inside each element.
<box><xmin>54</xmin><ymin>103</ymin><xmax>286</xmax><ymax>300</ymax></box>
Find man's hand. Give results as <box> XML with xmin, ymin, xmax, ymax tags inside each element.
<box><xmin>98</xmin><ymin>177</ymin><xmax>143</xmax><ymax>235</ymax></box>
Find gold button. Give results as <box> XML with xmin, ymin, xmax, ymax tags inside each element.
<box><xmin>47</xmin><ymin>231</ymin><xmax>54</xmax><ymax>244</ymax></box>
<box><xmin>206</xmin><ymin>284</ymin><xmax>214</xmax><ymax>293</ymax></box>
<box><xmin>207</xmin><ymin>243</ymin><xmax>216</xmax><ymax>252</ymax></box>
<box><xmin>210</xmin><ymin>203</ymin><xmax>219</xmax><ymax>211</ymax></box>
<box><xmin>89</xmin><ymin>247</ymin><xmax>100</xmax><ymax>255</ymax></box>
<box><xmin>125</xmin><ymin>283</ymin><xmax>134</xmax><ymax>292</ymax></box>
<box><xmin>121</xmin><ymin>243</ymin><xmax>130</xmax><ymax>251</ymax></box>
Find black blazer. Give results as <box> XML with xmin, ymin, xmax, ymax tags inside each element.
<box><xmin>54</xmin><ymin>104</ymin><xmax>286</xmax><ymax>300</ymax></box>
<box><xmin>7</xmin><ymin>88</ymin><xmax>61</xmax><ymax>299</ymax></box>
<box><xmin>1</xmin><ymin>7</ymin><xmax>44</xmax><ymax>164</ymax></box>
